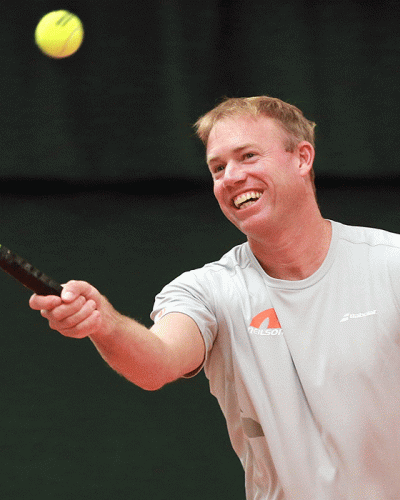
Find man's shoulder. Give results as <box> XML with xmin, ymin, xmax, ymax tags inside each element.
<box><xmin>188</xmin><ymin>241</ymin><xmax>252</xmax><ymax>281</ymax></box>
<box><xmin>155</xmin><ymin>242</ymin><xmax>253</xmax><ymax>308</ymax></box>
<box><xmin>165</xmin><ymin>242</ymin><xmax>253</xmax><ymax>294</ymax></box>
<box><xmin>334</xmin><ymin>220</ymin><xmax>400</xmax><ymax>250</ymax></box>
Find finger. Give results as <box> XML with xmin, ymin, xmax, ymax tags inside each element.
<box><xmin>60</xmin><ymin>308</ymin><xmax>101</xmax><ymax>338</ymax></box>
<box><xmin>29</xmin><ymin>293</ymin><xmax>62</xmax><ymax>311</ymax></box>
<box><xmin>49</xmin><ymin>295</ymin><xmax>87</xmax><ymax>322</ymax></box>
<box><xmin>61</xmin><ymin>280</ymin><xmax>100</xmax><ymax>304</ymax></box>
<box><xmin>56</xmin><ymin>299</ymin><xmax>97</xmax><ymax>330</ymax></box>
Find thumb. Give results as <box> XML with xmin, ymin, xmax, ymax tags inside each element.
<box><xmin>61</xmin><ymin>280</ymin><xmax>98</xmax><ymax>303</ymax></box>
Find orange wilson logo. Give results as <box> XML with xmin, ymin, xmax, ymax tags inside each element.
<box><xmin>249</xmin><ymin>308</ymin><xmax>283</xmax><ymax>336</ymax></box>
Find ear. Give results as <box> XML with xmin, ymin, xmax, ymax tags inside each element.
<box><xmin>297</xmin><ymin>141</ymin><xmax>315</xmax><ymax>177</ymax></box>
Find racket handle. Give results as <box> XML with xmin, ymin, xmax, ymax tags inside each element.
<box><xmin>0</xmin><ymin>245</ymin><xmax>62</xmax><ymax>296</ymax></box>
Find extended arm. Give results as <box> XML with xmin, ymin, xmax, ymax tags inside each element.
<box><xmin>29</xmin><ymin>280</ymin><xmax>205</xmax><ymax>391</ymax></box>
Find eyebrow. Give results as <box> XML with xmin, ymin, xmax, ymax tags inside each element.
<box><xmin>206</xmin><ymin>143</ymin><xmax>259</xmax><ymax>165</ymax></box>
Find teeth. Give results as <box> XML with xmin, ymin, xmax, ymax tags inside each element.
<box><xmin>234</xmin><ymin>191</ymin><xmax>262</xmax><ymax>208</ymax></box>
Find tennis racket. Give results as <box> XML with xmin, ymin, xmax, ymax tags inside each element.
<box><xmin>0</xmin><ymin>245</ymin><xmax>62</xmax><ymax>296</ymax></box>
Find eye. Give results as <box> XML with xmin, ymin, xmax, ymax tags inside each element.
<box><xmin>243</xmin><ymin>152</ymin><xmax>256</xmax><ymax>160</ymax></box>
<box><xmin>211</xmin><ymin>164</ymin><xmax>225</xmax><ymax>175</ymax></box>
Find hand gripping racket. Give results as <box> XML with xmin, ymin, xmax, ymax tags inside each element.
<box><xmin>0</xmin><ymin>245</ymin><xmax>62</xmax><ymax>296</ymax></box>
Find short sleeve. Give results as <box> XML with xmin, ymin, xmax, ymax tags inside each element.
<box><xmin>150</xmin><ymin>270</ymin><xmax>218</xmax><ymax>375</ymax></box>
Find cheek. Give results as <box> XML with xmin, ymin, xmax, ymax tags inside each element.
<box><xmin>213</xmin><ymin>182</ymin><xmax>224</xmax><ymax>204</ymax></box>
<box><xmin>213</xmin><ymin>183</ymin><xmax>235</xmax><ymax>218</ymax></box>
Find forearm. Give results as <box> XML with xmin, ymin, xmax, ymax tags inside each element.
<box><xmin>29</xmin><ymin>281</ymin><xmax>203</xmax><ymax>390</ymax></box>
<box><xmin>89</xmin><ymin>311</ymin><xmax>175</xmax><ymax>391</ymax></box>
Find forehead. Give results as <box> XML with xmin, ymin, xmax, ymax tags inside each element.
<box><xmin>206</xmin><ymin>115</ymin><xmax>288</xmax><ymax>161</ymax></box>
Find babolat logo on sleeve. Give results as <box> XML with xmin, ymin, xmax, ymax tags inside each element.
<box><xmin>248</xmin><ymin>308</ymin><xmax>283</xmax><ymax>336</ymax></box>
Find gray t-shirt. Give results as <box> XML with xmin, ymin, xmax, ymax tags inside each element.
<box><xmin>151</xmin><ymin>221</ymin><xmax>400</xmax><ymax>500</ymax></box>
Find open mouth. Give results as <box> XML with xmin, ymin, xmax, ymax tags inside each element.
<box><xmin>233</xmin><ymin>191</ymin><xmax>263</xmax><ymax>210</ymax></box>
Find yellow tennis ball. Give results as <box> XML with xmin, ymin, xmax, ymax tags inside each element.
<box><xmin>35</xmin><ymin>10</ymin><xmax>84</xmax><ymax>59</ymax></box>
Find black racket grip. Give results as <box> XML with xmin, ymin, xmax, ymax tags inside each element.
<box><xmin>0</xmin><ymin>246</ymin><xmax>62</xmax><ymax>296</ymax></box>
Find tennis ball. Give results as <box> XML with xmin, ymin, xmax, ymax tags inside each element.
<box><xmin>35</xmin><ymin>10</ymin><xmax>84</xmax><ymax>59</ymax></box>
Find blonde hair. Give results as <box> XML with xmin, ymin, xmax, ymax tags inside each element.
<box><xmin>194</xmin><ymin>96</ymin><xmax>316</xmax><ymax>150</ymax></box>
<box><xmin>194</xmin><ymin>96</ymin><xmax>317</xmax><ymax>192</ymax></box>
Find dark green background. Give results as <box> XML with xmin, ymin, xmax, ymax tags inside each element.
<box><xmin>1</xmin><ymin>1</ymin><xmax>400</xmax><ymax>499</ymax></box>
<box><xmin>1</xmin><ymin>0</ymin><xmax>400</xmax><ymax>182</ymax></box>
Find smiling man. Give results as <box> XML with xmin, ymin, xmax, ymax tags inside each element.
<box><xmin>202</xmin><ymin>100</ymin><xmax>330</xmax><ymax>280</ymax></box>
<box><xmin>30</xmin><ymin>96</ymin><xmax>400</xmax><ymax>499</ymax></box>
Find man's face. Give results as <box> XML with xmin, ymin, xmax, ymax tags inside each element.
<box><xmin>206</xmin><ymin>115</ymin><xmax>309</xmax><ymax>238</ymax></box>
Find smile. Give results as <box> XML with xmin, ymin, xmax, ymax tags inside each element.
<box><xmin>233</xmin><ymin>191</ymin><xmax>263</xmax><ymax>209</ymax></box>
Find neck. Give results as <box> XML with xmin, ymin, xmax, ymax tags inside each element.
<box><xmin>249</xmin><ymin>211</ymin><xmax>332</xmax><ymax>281</ymax></box>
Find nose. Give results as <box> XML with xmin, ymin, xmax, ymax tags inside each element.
<box><xmin>223</xmin><ymin>161</ymin><xmax>246</xmax><ymax>185</ymax></box>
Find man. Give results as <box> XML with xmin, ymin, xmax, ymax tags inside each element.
<box><xmin>30</xmin><ymin>96</ymin><xmax>400</xmax><ymax>499</ymax></box>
